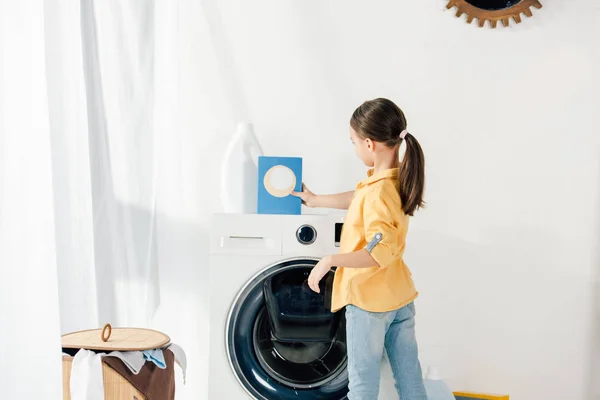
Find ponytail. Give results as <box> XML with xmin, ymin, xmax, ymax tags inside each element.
<box><xmin>349</xmin><ymin>98</ymin><xmax>426</xmax><ymax>216</ymax></box>
<box><xmin>398</xmin><ymin>132</ymin><xmax>425</xmax><ymax>216</ymax></box>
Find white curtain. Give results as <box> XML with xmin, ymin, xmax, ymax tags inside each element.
<box><xmin>0</xmin><ymin>1</ymin><xmax>63</xmax><ymax>397</ymax></box>
<box><xmin>45</xmin><ymin>0</ymin><xmax>164</xmax><ymax>332</ymax></box>
<box><xmin>1</xmin><ymin>0</ymin><xmax>190</xmax><ymax>397</ymax></box>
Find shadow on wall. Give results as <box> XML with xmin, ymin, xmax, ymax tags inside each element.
<box><xmin>587</xmin><ymin>156</ymin><xmax>600</xmax><ymax>400</ymax></box>
<box><xmin>408</xmin><ymin>224</ymin><xmax>592</xmax><ymax>399</ymax></box>
<box><xmin>153</xmin><ymin>211</ymin><xmax>210</xmax><ymax>400</ymax></box>
<box><xmin>92</xmin><ymin>202</ymin><xmax>160</xmax><ymax>328</ymax></box>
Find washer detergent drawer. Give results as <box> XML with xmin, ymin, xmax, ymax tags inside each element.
<box><xmin>210</xmin><ymin>214</ymin><xmax>282</xmax><ymax>256</ymax></box>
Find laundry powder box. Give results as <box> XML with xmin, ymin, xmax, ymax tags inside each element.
<box><xmin>257</xmin><ymin>156</ymin><xmax>302</xmax><ymax>215</ymax></box>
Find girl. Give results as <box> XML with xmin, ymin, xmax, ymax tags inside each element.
<box><xmin>292</xmin><ymin>98</ymin><xmax>427</xmax><ymax>400</ymax></box>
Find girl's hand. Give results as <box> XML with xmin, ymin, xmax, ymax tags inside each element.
<box><xmin>308</xmin><ymin>256</ymin><xmax>333</xmax><ymax>293</ymax></box>
<box><xmin>291</xmin><ymin>183</ymin><xmax>318</xmax><ymax>208</ymax></box>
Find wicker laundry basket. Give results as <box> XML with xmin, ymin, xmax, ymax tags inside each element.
<box><xmin>62</xmin><ymin>324</ymin><xmax>171</xmax><ymax>400</ymax></box>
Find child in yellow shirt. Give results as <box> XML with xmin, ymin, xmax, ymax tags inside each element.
<box><xmin>293</xmin><ymin>98</ymin><xmax>427</xmax><ymax>400</ymax></box>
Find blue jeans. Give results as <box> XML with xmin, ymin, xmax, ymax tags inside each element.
<box><xmin>345</xmin><ymin>303</ymin><xmax>427</xmax><ymax>400</ymax></box>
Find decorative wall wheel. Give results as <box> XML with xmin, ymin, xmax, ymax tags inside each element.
<box><xmin>446</xmin><ymin>0</ymin><xmax>543</xmax><ymax>28</ymax></box>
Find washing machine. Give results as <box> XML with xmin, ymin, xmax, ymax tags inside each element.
<box><xmin>208</xmin><ymin>213</ymin><xmax>398</xmax><ymax>400</ymax></box>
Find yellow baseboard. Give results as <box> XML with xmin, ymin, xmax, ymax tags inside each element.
<box><xmin>453</xmin><ymin>392</ymin><xmax>509</xmax><ymax>400</ymax></box>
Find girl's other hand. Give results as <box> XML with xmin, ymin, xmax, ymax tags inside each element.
<box><xmin>308</xmin><ymin>256</ymin><xmax>333</xmax><ymax>293</ymax></box>
<box><xmin>291</xmin><ymin>183</ymin><xmax>317</xmax><ymax>207</ymax></box>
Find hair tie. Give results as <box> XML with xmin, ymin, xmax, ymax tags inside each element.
<box><xmin>399</xmin><ymin>130</ymin><xmax>408</xmax><ymax>140</ymax></box>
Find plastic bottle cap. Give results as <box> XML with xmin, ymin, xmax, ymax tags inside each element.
<box><xmin>427</xmin><ymin>366</ymin><xmax>442</xmax><ymax>380</ymax></box>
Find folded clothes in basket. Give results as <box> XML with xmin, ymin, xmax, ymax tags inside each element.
<box><xmin>107</xmin><ymin>350</ymin><xmax>145</xmax><ymax>374</ymax></box>
<box><xmin>70</xmin><ymin>350</ymin><xmax>105</xmax><ymax>400</ymax></box>
<box><xmin>143</xmin><ymin>349</ymin><xmax>166</xmax><ymax>369</ymax></box>
<box><xmin>68</xmin><ymin>343</ymin><xmax>187</xmax><ymax>400</ymax></box>
<box><xmin>103</xmin><ymin>348</ymin><xmax>178</xmax><ymax>400</ymax></box>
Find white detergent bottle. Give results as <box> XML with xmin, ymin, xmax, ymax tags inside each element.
<box><xmin>220</xmin><ymin>122</ymin><xmax>264</xmax><ymax>213</ymax></box>
<box><xmin>424</xmin><ymin>366</ymin><xmax>455</xmax><ymax>400</ymax></box>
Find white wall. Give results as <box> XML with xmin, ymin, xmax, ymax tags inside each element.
<box><xmin>168</xmin><ymin>1</ymin><xmax>600</xmax><ymax>399</ymax></box>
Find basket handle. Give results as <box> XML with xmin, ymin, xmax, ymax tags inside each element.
<box><xmin>101</xmin><ymin>323</ymin><xmax>112</xmax><ymax>342</ymax></box>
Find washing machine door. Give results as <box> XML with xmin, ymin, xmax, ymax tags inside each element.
<box><xmin>226</xmin><ymin>258</ymin><xmax>349</xmax><ymax>400</ymax></box>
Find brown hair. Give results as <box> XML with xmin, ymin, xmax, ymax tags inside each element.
<box><xmin>350</xmin><ymin>98</ymin><xmax>425</xmax><ymax>216</ymax></box>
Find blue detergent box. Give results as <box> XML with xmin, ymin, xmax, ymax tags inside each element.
<box><xmin>257</xmin><ymin>156</ymin><xmax>302</xmax><ymax>215</ymax></box>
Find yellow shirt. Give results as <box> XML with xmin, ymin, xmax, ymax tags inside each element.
<box><xmin>331</xmin><ymin>168</ymin><xmax>418</xmax><ymax>312</ymax></box>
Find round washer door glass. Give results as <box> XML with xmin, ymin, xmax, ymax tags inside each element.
<box><xmin>226</xmin><ymin>258</ymin><xmax>348</xmax><ymax>399</ymax></box>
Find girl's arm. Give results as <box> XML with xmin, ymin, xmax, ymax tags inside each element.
<box><xmin>292</xmin><ymin>184</ymin><xmax>354</xmax><ymax>210</ymax></box>
<box><xmin>307</xmin><ymin>250</ymin><xmax>378</xmax><ymax>293</ymax></box>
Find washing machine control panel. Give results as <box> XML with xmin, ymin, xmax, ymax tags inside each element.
<box><xmin>296</xmin><ymin>224</ymin><xmax>317</xmax><ymax>245</ymax></box>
